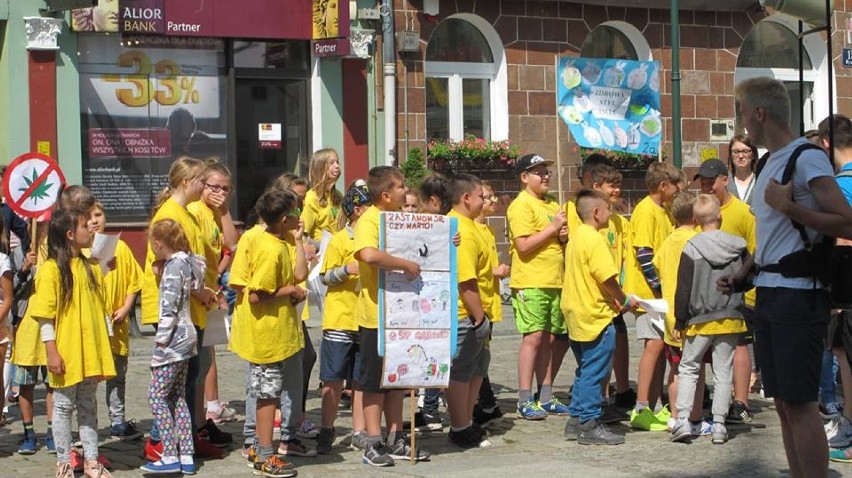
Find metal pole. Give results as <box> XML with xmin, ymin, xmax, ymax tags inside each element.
<box><xmin>826</xmin><ymin>0</ymin><xmax>834</xmax><ymax>166</ymax></box>
<box><xmin>670</xmin><ymin>0</ymin><xmax>682</xmax><ymax>168</ymax></box>
<box><xmin>798</xmin><ymin>20</ymin><xmax>805</xmax><ymax>136</ymax></box>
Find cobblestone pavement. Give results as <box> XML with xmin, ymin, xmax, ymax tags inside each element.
<box><xmin>0</xmin><ymin>305</ymin><xmax>848</xmax><ymax>477</ymax></box>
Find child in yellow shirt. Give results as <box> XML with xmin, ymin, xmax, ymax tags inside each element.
<box><xmin>626</xmin><ymin>161</ymin><xmax>679</xmax><ymax>431</ymax></box>
<box><xmin>229</xmin><ymin>188</ymin><xmax>308</xmax><ymax>476</ymax></box>
<box><xmin>561</xmin><ymin>190</ymin><xmax>637</xmax><ymax>444</ymax></box>
<box><xmin>90</xmin><ymin>202</ymin><xmax>144</xmax><ymax>441</ymax></box>
<box><xmin>354</xmin><ymin>166</ymin><xmax>429</xmax><ymax>465</ymax></box>
<box><xmin>671</xmin><ymin>194</ymin><xmax>749</xmax><ymax>445</ymax></box>
<box><xmin>473</xmin><ymin>182</ymin><xmax>510</xmax><ymax>427</ymax></box>
<box><xmin>187</xmin><ymin>159</ymin><xmax>239</xmax><ymax>427</ymax></box>
<box><xmin>507</xmin><ymin>153</ymin><xmax>569</xmax><ymax>420</ymax></box>
<box><xmin>653</xmin><ymin>191</ymin><xmax>710</xmax><ymax>434</ymax></box>
<box><xmin>37</xmin><ymin>207</ymin><xmax>115</xmax><ymax>478</ymax></box>
<box><xmin>316</xmin><ymin>184</ymin><xmax>371</xmax><ymax>454</ymax></box>
<box><xmin>302</xmin><ymin>148</ymin><xmax>342</xmax><ymax>241</ymax></box>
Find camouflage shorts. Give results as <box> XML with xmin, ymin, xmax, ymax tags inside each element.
<box><xmin>248</xmin><ymin>361</ymin><xmax>286</xmax><ymax>400</ymax></box>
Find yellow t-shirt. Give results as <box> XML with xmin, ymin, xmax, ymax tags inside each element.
<box><xmin>562</xmin><ymin>224</ymin><xmax>621</xmax><ymax>342</ymax></box>
<box><xmin>450</xmin><ymin>211</ymin><xmax>494</xmax><ymax>320</ymax></box>
<box><xmin>476</xmin><ymin>222</ymin><xmax>502</xmax><ymax>323</ymax></box>
<box><xmin>624</xmin><ymin>195</ymin><xmax>674</xmax><ymax>300</ymax></box>
<box><xmin>698</xmin><ymin>196</ymin><xmax>757</xmax><ymax>308</ymax></box>
<box><xmin>686</xmin><ymin>318</ymin><xmax>747</xmax><ymax>337</ymax></box>
<box><xmin>29</xmin><ymin>258</ymin><xmax>116</xmax><ymax>388</ymax></box>
<box><xmin>320</xmin><ymin>226</ymin><xmax>359</xmax><ymax>331</ymax></box>
<box><xmin>142</xmin><ymin>198</ymin><xmax>207</xmax><ymax>328</ymax></box>
<box><xmin>302</xmin><ymin>189</ymin><xmax>341</xmax><ymax>242</ymax></box>
<box><xmin>105</xmin><ymin>240</ymin><xmax>143</xmax><ymax>357</ymax></box>
<box><xmin>565</xmin><ymin>199</ymin><xmax>581</xmax><ymax>240</ymax></box>
<box><xmin>187</xmin><ymin>201</ymin><xmax>223</xmax><ymax>290</ymax></box>
<box><xmin>567</xmin><ymin>200</ymin><xmax>629</xmax><ymax>285</ymax></box>
<box><xmin>653</xmin><ymin>227</ymin><xmax>697</xmax><ymax>347</ymax></box>
<box><xmin>228</xmin><ymin>231</ymin><xmax>304</xmax><ymax>364</ymax></box>
<box><xmin>230</xmin><ymin>224</ymin><xmax>267</xmax><ymax>287</ymax></box>
<box><xmin>353</xmin><ymin>206</ymin><xmax>382</xmax><ymax>329</ymax></box>
<box><xmin>507</xmin><ymin>190</ymin><xmax>563</xmax><ymax>289</ymax></box>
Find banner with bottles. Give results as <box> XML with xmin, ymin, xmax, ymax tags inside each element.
<box><xmin>556</xmin><ymin>57</ymin><xmax>661</xmax><ymax>156</ymax></box>
<box><xmin>78</xmin><ymin>35</ymin><xmax>228</xmax><ymax>221</ymax></box>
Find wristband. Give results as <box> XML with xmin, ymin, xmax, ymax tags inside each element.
<box><xmin>621</xmin><ymin>295</ymin><xmax>630</xmax><ymax>309</ymax></box>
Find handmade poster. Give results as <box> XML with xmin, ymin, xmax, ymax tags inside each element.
<box><xmin>379</xmin><ymin>212</ymin><xmax>458</xmax><ymax>389</ymax></box>
<box><xmin>383</xmin><ymin>212</ymin><xmax>452</xmax><ymax>272</ymax></box>
<box><xmin>382</xmin><ymin>328</ymin><xmax>452</xmax><ymax>388</ymax></box>
<box><xmin>556</xmin><ymin>57</ymin><xmax>661</xmax><ymax>156</ymax></box>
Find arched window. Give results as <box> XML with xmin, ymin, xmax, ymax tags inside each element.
<box><xmin>581</xmin><ymin>25</ymin><xmax>638</xmax><ymax>60</ymax></box>
<box><xmin>425</xmin><ymin>16</ymin><xmax>506</xmax><ymax>141</ymax></box>
<box><xmin>735</xmin><ymin>16</ymin><xmax>823</xmax><ymax>134</ymax></box>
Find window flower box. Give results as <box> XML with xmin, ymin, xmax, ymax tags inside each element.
<box><xmin>427</xmin><ymin>136</ymin><xmax>519</xmax><ymax>174</ymax></box>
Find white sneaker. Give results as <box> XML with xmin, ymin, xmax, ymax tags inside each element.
<box><xmin>826</xmin><ymin>416</ymin><xmax>848</xmax><ymax>441</ymax></box>
<box><xmin>667</xmin><ymin>417</ymin><xmax>677</xmax><ymax>431</ymax></box>
<box><xmin>829</xmin><ymin>417</ymin><xmax>852</xmax><ymax>448</ymax></box>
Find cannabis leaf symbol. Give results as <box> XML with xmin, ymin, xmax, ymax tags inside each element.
<box><xmin>18</xmin><ymin>168</ymin><xmax>53</xmax><ymax>204</ymax></box>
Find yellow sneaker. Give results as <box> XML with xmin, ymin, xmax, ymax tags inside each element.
<box><xmin>629</xmin><ymin>407</ymin><xmax>669</xmax><ymax>431</ymax></box>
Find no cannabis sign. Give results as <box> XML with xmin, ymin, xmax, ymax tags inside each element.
<box><xmin>3</xmin><ymin>152</ymin><xmax>66</xmax><ymax>218</ymax></box>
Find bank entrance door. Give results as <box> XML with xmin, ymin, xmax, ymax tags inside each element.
<box><xmin>233</xmin><ymin>77</ymin><xmax>309</xmax><ymax>221</ymax></box>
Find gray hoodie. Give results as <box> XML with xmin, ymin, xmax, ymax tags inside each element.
<box><xmin>674</xmin><ymin>230</ymin><xmax>749</xmax><ymax>331</ymax></box>
<box><xmin>152</xmin><ymin>251</ymin><xmax>204</xmax><ymax>368</ymax></box>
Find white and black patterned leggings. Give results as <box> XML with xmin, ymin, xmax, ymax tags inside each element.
<box><xmin>53</xmin><ymin>379</ymin><xmax>100</xmax><ymax>463</ymax></box>
<box><xmin>149</xmin><ymin>360</ymin><xmax>193</xmax><ymax>459</ymax></box>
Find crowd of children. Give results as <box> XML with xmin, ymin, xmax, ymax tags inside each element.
<box><xmin>2</xmin><ymin>114</ymin><xmax>851</xmax><ymax>477</ymax></box>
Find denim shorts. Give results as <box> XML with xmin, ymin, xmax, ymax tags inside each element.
<box><xmin>319</xmin><ymin>337</ymin><xmax>360</xmax><ymax>382</ymax></box>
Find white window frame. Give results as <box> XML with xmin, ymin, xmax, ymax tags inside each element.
<box><xmin>425</xmin><ymin>13</ymin><xmax>507</xmax><ymax>141</ymax></box>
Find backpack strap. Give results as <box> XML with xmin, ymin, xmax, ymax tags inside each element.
<box><xmin>779</xmin><ymin>143</ymin><xmax>827</xmax><ymax>250</ymax></box>
<box><xmin>754</xmin><ymin>151</ymin><xmax>771</xmax><ymax>178</ymax></box>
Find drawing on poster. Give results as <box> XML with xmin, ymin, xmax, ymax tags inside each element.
<box><xmin>382</xmin><ymin>329</ymin><xmax>451</xmax><ymax>388</ymax></box>
<box><xmin>385</xmin><ymin>271</ymin><xmax>452</xmax><ymax>329</ymax></box>
<box><xmin>383</xmin><ymin>212</ymin><xmax>451</xmax><ymax>271</ymax></box>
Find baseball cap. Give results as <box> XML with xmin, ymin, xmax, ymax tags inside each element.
<box><xmin>693</xmin><ymin>158</ymin><xmax>728</xmax><ymax>180</ymax></box>
<box><xmin>342</xmin><ymin>184</ymin><xmax>371</xmax><ymax>218</ymax></box>
<box><xmin>514</xmin><ymin>153</ymin><xmax>554</xmax><ymax>176</ymax></box>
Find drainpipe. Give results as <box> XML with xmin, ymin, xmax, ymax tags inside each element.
<box><xmin>382</xmin><ymin>1</ymin><xmax>397</xmax><ymax>166</ymax></box>
<box><xmin>670</xmin><ymin>0</ymin><xmax>682</xmax><ymax>168</ymax></box>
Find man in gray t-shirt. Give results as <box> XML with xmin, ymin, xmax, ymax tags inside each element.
<box><xmin>730</xmin><ymin>77</ymin><xmax>852</xmax><ymax>477</ymax></box>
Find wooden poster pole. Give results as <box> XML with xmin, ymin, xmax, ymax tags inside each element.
<box><xmin>555</xmin><ymin>57</ymin><xmax>564</xmax><ymax>204</ymax></box>
<box><xmin>410</xmin><ymin>389</ymin><xmax>416</xmax><ymax>464</ymax></box>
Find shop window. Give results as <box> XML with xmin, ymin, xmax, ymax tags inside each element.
<box><xmin>735</xmin><ymin>18</ymin><xmax>818</xmax><ymax>134</ymax></box>
<box><xmin>580</xmin><ymin>25</ymin><xmax>638</xmax><ymax>61</ymax></box>
<box><xmin>426</xmin><ymin>17</ymin><xmax>497</xmax><ymax>141</ymax></box>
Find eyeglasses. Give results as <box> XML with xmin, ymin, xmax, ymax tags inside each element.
<box><xmin>205</xmin><ymin>183</ymin><xmax>233</xmax><ymax>193</ymax></box>
<box><xmin>731</xmin><ymin>149</ymin><xmax>752</xmax><ymax>156</ymax></box>
<box><xmin>485</xmin><ymin>194</ymin><xmax>499</xmax><ymax>203</ymax></box>
<box><xmin>286</xmin><ymin>207</ymin><xmax>301</xmax><ymax>218</ymax></box>
<box><xmin>526</xmin><ymin>169</ymin><xmax>551</xmax><ymax>177</ymax></box>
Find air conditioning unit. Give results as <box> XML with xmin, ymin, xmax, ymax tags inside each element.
<box><xmin>397</xmin><ymin>31</ymin><xmax>420</xmax><ymax>52</ymax></box>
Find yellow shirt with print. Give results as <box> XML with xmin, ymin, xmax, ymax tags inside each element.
<box><xmin>698</xmin><ymin>196</ymin><xmax>757</xmax><ymax>308</ymax></box>
<box><xmin>187</xmin><ymin>201</ymin><xmax>223</xmax><ymax>290</ymax></box>
<box><xmin>320</xmin><ymin>226</ymin><xmax>359</xmax><ymax>331</ymax></box>
<box><xmin>142</xmin><ymin>198</ymin><xmax>207</xmax><ymax>328</ymax></box>
<box><xmin>29</xmin><ymin>258</ymin><xmax>116</xmax><ymax>388</ymax></box>
<box><xmin>624</xmin><ymin>195</ymin><xmax>674</xmax><ymax>300</ymax></box>
<box><xmin>562</xmin><ymin>224</ymin><xmax>621</xmax><ymax>342</ymax></box>
<box><xmin>653</xmin><ymin>227</ymin><xmax>697</xmax><ymax>347</ymax></box>
<box><xmin>229</xmin><ymin>231</ymin><xmax>304</xmax><ymax>364</ymax></box>
<box><xmin>231</xmin><ymin>224</ymin><xmax>266</xmax><ymax>287</ymax></box>
<box><xmin>476</xmin><ymin>222</ymin><xmax>502</xmax><ymax>323</ymax></box>
<box><xmin>507</xmin><ymin>190</ymin><xmax>563</xmax><ymax>289</ymax></box>
<box><xmin>353</xmin><ymin>205</ymin><xmax>383</xmax><ymax>329</ymax></box>
<box><xmin>302</xmin><ymin>189</ymin><xmax>341</xmax><ymax>242</ymax></box>
<box><xmin>450</xmin><ymin>211</ymin><xmax>494</xmax><ymax>320</ymax></box>
<box><xmin>105</xmin><ymin>239</ymin><xmax>143</xmax><ymax>357</ymax></box>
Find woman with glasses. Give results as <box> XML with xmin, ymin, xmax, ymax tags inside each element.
<box><xmin>726</xmin><ymin>135</ymin><xmax>759</xmax><ymax>205</ymax></box>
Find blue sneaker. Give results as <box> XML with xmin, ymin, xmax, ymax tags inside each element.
<box><xmin>140</xmin><ymin>460</ymin><xmax>181</xmax><ymax>473</ymax></box>
<box><xmin>181</xmin><ymin>462</ymin><xmax>197</xmax><ymax>475</ymax></box>
<box><xmin>18</xmin><ymin>434</ymin><xmax>37</xmax><ymax>455</ymax></box>
<box><xmin>517</xmin><ymin>400</ymin><xmax>548</xmax><ymax>420</ymax></box>
<box><xmin>539</xmin><ymin>398</ymin><xmax>570</xmax><ymax>416</ymax></box>
<box><xmin>45</xmin><ymin>432</ymin><xmax>56</xmax><ymax>454</ymax></box>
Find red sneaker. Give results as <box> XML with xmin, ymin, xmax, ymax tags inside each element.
<box><xmin>97</xmin><ymin>454</ymin><xmax>113</xmax><ymax>469</ymax></box>
<box><xmin>193</xmin><ymin>436</ymin><xmax>225</xmax><ymax>459</ymax></box>
<box><xmin>144</xmin><ymin>438</ymin><xmax>163</xmax><ymax>462</ymax></box>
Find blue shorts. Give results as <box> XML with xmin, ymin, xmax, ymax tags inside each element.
<box><xmin>13</xmin><ymin>365</ymin><xmax>49</xmax><ymax>387</ymax></box>
<box><xmin>320</xmin><ymin>336</ymin><xmax>360</xmax><ymax>382</ymax></box>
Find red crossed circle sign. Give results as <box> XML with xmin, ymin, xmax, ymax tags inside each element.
<box><xmin>3</xmin><ymin>152</ymin><xmax>67</xmax><ymax>218</ymax></box>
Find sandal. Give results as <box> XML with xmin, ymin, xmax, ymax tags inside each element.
<box><xmin>55</xmin><ymin>463</ymin><xmax>73</xmax><ymax>478</ymax></box>
<box><xmin>84</xmin><ymin>460</ymin><xmax>113</xmax><ymax>478</ymax></box>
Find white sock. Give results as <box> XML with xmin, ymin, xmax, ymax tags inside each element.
<box><xmin>207</xmin><ymin>400</ymin><xmax>221</xmax><ymax>413</ymax></box>
<box><xmin>180</xmin><ymin>455</ymin><xmax>194</xmax><ymax>465</ymax></box>
<box><xmin>160</xmin><ymin>456</ymin><xmax>178</xmax><ymax>464</ymax></box>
